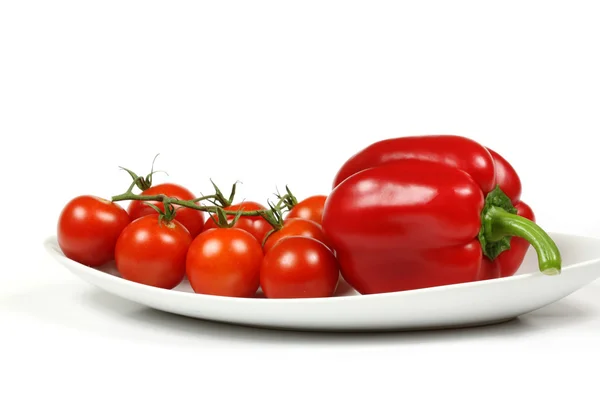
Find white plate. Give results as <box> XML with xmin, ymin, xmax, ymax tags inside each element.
<box><xmin>43</xmin><ymin>232</ymin><xmax>600</xmax><ymax>331</ymax></box>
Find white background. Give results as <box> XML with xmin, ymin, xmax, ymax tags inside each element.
<box><xmin>2</xmin><ymin>1</ymin><xmax>600</xmax><ymax>399</ymax></box>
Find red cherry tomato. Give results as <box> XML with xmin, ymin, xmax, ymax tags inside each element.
<box><xmin>57</xmin><ymin>195</ymin><xmax>131</xmax><ymax>267</ymax></box>
<box><xmin>286</xmin><ymin>195</ymin><xmax>327</xmax><ymax>225</ymax></box>
<box><xmin>115</xmin><ymin>214</ymin><xmax>192</xmax><ymax>289</ymax></box>
<box><xmin>186</xmin><ymin>227</ymin><xmax>264</xmax><ymax>297</ymax></box>
<box><xmin>203</xmin><ymin>201</ymin><xmax>272</xmax><ymax>244</ymax></box>
<box><xmin>260</xmin><ymin>236</ymin><xmax>340</xmax><ymax>299</ymax></box>
<box><xmin>127</xmin><ymin>183</ymin><xmax>205</xmax><ymax>238</ymax></box>
<box><xmin>263</xmin><ymin>217</ymin><xmax>331</xmax><ymax>254</ymax></box>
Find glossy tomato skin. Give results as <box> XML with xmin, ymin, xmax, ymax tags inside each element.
<box><xmin>186</xmin><ymin>228</ymin><xmax>263</xmax><ymax>297</ymax></box>
<box><xmin>127</xmin><ymin>183</ymin><xmax>205</xmax><ymax>238</ymax></box>
<box><xmin>203</xmin><ymin>201</ymin><xmax>272</xmax><ymax>244</ymax></box>
<box><xmin>263</xmin><ymin>217</ymin><xmax>331</xmax><ymax>254</ymax></box>
<box><xmin>115</xmin><ymin>214</ymin><xmax>192</xmax><ymax>289</ymax></box>
<box><xmin>260</xmin><ymin>236</ymin><xmax>340</xmax><ymax>299</ymax></box>
<box><xmin>57</xmin><ymin>195</ymin><xmax>131</xmax><ymax>267</ymax></box>
<box><xmin>286</xmin><ymin>195</ymin><xmax>327</xmax><ymax>225</ymax></box>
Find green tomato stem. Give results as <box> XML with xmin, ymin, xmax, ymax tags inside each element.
<box><xmin>110</xmin><ymin>191</ymin><xmax>291</xmax><ymax>225</ymax></box>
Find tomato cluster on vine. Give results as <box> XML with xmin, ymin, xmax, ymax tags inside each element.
<box><xmin>56</xmin><ymin>158</ymin><xmax>338</xmax><ymax>299</ymax></box>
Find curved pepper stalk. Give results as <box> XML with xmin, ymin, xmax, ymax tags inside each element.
<box><xmin>478</xmin><ymin>186</ymin><xmax>562</xmax><ymax>276</ymax></box>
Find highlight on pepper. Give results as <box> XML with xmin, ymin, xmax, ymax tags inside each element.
<box><xmin>55</xmin><ymin>134</ymin><xmax>561</xmax><ymax>299</ymax></box>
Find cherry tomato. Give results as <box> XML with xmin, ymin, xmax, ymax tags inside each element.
<box><xmin>203</xmin><ymin>201</ymin><xmax>272</xmax><ymax>244</ymax></box>
<box><xmin>57</xmin><ymin>195</ymin><xmax>131</xmax><ymax>267</ymax></box>
<box><xmin>263</xmin><ymin>217</ymin><xmax>331</xmax><ymax>254</ymax></box>
<box><xmin>260</xmin><ymin>236</ymin><xmax>340</xmax><ymax>299</ymax></box>
<box><xmin>115</xmin><ymin>214</ymin><xmax>192</xmax><ymax>289</ymax></box>
<box><xmin>286</xmin><ymin>195</ymin><xmax>327</xmax><ymax>225</ymax></box>
<box><xmin>186</xmin><ymin>227</ymin><xmax>263</xmax><ymax>297</ymax></box>
<box><xmin>127</xmin><ymin>183</ymin><xmax>205</xmax><ymax>238</ymax></box>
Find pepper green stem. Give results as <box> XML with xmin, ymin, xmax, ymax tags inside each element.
<box><xmin>485</xmin><ymin>206</ymin><xmax>562</xmax><ymax>275</ymax></box>
<box><xmin>478</xmin><ymin>185</ymin><xmax>561</xmax><ymax>276</ymax></box>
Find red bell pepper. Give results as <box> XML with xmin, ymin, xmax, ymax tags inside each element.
<box><xmin>322</xmin><ymin>135</ymin><xmax>561</xmax><ymax>295</ymax></box>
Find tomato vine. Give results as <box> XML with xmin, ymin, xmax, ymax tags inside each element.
<box><xmin>110</xmin><ymin>176</ymin><xmax>295</xmax><ymax>229</ymax></box>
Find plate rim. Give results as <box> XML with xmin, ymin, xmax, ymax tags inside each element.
<box><xmin>43</xmin><ymin>232</ymin><xmax>600</xmax><ymax>304</ymax></box>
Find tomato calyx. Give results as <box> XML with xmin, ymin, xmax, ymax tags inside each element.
<box><xmin>206</xmin><ymin>206</ymin><xmax>245</xmax><ymax>228</ymax></box>
<box><xmin>275</xmin><ymin>185</ymin><xmax>298</xmax><ymax>211</ymax></box>
<box><xmin>259</xmin><ymin>199</ymin><xmax>287</xmax><ymax>246</ymax></box>
<box><xmin>119</xmin><ymin>154</ymin><xmax>168</xmax><ymax>192</ymax></box>
<box><xmin>202</xmin><ymin>179</ymin><xmax>239</xmax><ymax>208</ymax></box>
<box><xmin>144</xmin><ymin>201</ymin><xmax>178</xmax><ymax>225</ymax></box>
<box><xmin>257</xmin><ymin>187</ymin><xmax>304</xmax><ymax>238</ymax></box>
